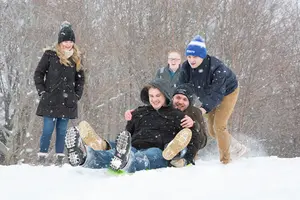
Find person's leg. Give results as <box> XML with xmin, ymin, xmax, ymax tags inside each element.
<box><xmin>162</xmin><ymin>128</ymin><xmax>192</xmax><ymax>160</ymax></box>
<box><xmin>122</xmin><ymin>147</ymin><xmax>167</xmax><ymax>173</ymax></box>
<box><xmin>83</xmin><ymin>147</ymin><xmax>115</xmax><ymax>169</ymax></box>
<box><xmin>213</xmin><ymin>87</ymin><xmax>239</xmax><ymax>164</ymax></box>
<box><xmin>207</xmin><ymin>111</ymin><xmax>216</xmax><ymax>138</ymax></box>
<box><xmin>110</xmin><ymin>131</ymin><xmax>132</xmax><ymax>171</ymax></box>
<box><xmin>39</xmin><ymin>117</ymin><xmax>56</xmax><ymax>153</ymax></box>
<box><xmin>55</xmin><ymin>118</ymin><xmax>69</xmax><ymax>153</ymax></box>
<box><xmin>65</xmin><ymin>127</ymin><xmax>87</xmax><ymax>166</ymax></box>
<box><xmin>77</xmin><ymin>121</ymin><xmax>108</xmax><ymax>150</ymax></box>
<box><xmin>134</xmin><ymin>147</ymin><xmax>168</xmax><ymax>171</ymax></box>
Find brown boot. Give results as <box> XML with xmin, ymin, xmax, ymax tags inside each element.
<box><xmin>162</xmin><ymin>128</ymin><xmax>192</xmax><ymax>160</ymax></box>
<box><xmin>78</xmin><ymin>121</ymin><xmax>108</xmax><ymax>150</ymax></box>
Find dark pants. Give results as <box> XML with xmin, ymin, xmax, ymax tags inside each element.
<box><xmin>39</xmin><ymin>117</ymin><xmax>69</xmax><ymax>153</ymax></box>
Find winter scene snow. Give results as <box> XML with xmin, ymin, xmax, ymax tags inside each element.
<box><xmin>0</xmin><ymin>0</ymin><xmax>300</xmax><ymax>200</ymax></box>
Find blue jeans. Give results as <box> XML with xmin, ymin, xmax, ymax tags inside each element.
<box><xmin>39</xmin><ymin>117</ymin><xmax>69</xmax><ymax>153</ymax></box>
<box><xmin>83</xmin><ymin>146</ymin><xmax>168</xmax><ymax>173</ymax></box>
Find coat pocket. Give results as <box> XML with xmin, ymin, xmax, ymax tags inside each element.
<box><xmin>64</xmin><ymin>92</ymin><xmax>77</xmax><ymax>108</ymax></box>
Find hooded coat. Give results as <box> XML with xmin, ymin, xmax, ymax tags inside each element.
<box><xmin>126</xmin><ymin>79</ymin><xmax>200</xmax><ymax>163</ymax></box>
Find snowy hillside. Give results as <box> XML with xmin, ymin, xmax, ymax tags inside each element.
<box><xmin>1</xmin><ymin>157</ymin><xmax>299</xmax><ymax>200</ymax></box>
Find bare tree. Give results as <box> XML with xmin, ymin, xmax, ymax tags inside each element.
<box><xmin>0</xmin><ymin>0</ymin><xmax>299</xmax><ymax>164</ymax></box>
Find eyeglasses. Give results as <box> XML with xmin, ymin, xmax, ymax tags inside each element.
<box><xmin>168</xmin><ymin>58</ymin><xmax>181</xmax><ymax>61</ymax></box>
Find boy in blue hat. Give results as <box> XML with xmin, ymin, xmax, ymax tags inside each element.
<box><xmin>178</xmin><ymin>35</ymin><xmax>247</xmax><ymax>164</ymax></box>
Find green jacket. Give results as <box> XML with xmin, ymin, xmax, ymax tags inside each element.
<box><xmin>155</xmin><ymin>65</ymin><xmax>181</xmax><ymax>88</ymax></box>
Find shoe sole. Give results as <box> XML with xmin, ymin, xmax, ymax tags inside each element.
<box><xmin>65</xmin><ymin>127</ymin><xmax>82</xmax><ymax>166</ymax></box>
<box><xmin>162</xmin><ymin>128</ymin><xmax>192</xmax><ymax>160</ymax></box>
<box><xmin>78</xmin><ymin>121</ymin><xmax>106</xmax><ymax>150</ymax></box>
<box><xmin>110</xmin><ymin>131</ymin><xmax>131</xmax><ymax>170</ymax></box>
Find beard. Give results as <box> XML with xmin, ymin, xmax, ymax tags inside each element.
<box><xmin>174</xmin><ymin>103</ymin><xmax>186</xmax><ymax>111</ymax></box>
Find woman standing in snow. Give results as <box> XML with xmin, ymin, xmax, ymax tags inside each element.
<box><xmin>34</xmin><ymin>21</ymin><xmax>84</xmax><ymax>166</ymax></box>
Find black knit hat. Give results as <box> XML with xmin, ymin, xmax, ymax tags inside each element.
<box><xmin>173</xmin><ymin>84</ymin><xmax>195</xmax><ymax>105</ymax></box>
<box><xmin>58</xmin><ymin>21</ymin><xmax>75</xmax><ymax>44</ymax></box>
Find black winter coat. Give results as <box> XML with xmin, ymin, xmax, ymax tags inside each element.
<box><xmin>34</xmin><ymin>50</ymin><xmax>84</xmax><ymax>119</ymax></box>
<box><xmin>178</xmin><ymin>55</ymin><xmax>238</xmax><ymax>112</ymax></box>
<box><xmin>126</xmin><ymin>105</ymin><xmax>200</xmax><ymax>163</ymax></box>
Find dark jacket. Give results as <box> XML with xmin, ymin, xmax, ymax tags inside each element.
<box><xmin>155</xmin><ymin>65</ymin><xmax>181</xmax><ymax>88</ymax></box>
<box><xmin>127</xmin><ymin>79</ymin><xmax>200</xmax><ymax>163</ymax></box>
<box><xmin>34</xmin><ymin>50</ymin><xmax>84</xmax><ymax>119</ymax></box>
<box><xmin>184</xmin><ymin>106</ymin><xmax>207</xmax><ymax>149</ymax></box>
<box><xmin>178</xmin><ymin>55</ymin><xmax>238</xmax><ymax>112</ymax></box>
<box><xmin>173</xmin><ymin>83</ymin><xmax>207</xmax><ymax>150</ymax></box>
<box><xmin>126</xmin><ymin>105</ymin><xmax>185</xmax><ymax>150</ymax></box>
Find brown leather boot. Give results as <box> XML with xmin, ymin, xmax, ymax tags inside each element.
<box><xmin>162</xmin><ymin>128</ymin><xmax>192</xmax><ymax>160</ymax></box>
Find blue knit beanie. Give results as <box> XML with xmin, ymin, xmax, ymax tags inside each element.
<box><xmin>185</xmin><ymin>35</ymin><xmax>207</xmax><ymax>59</ymax></box>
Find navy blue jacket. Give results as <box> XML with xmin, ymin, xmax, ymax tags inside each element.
<box><xmin>178</xmin><ymin>55</ymin><xmax>238</xmax><ymax>112</ymax></box>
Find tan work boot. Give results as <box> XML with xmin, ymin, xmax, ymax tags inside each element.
<box><xmin>162</xmin><ymin>128</ymin><xmax>192</xmax><ymax>160</ymax></box>
<box><xmin>77</xmin><ymin>121</ymin><xmax>107</xmax><ymax>150</ymax></box>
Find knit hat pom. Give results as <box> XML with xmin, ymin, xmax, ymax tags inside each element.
<box><xmin>60</xmin><ymin>21</ymin><xmax>72</xmax><ymax>30</ymax></box>
<box><xmin>185</xmin><ymin>35</ymin><xmax>207</xmax><ymax>59</ymax></box>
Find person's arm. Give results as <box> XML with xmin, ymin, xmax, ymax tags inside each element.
<box><xmin>125</xmin><ymin>119</ymin><xmax>135</xmax><ymax>135</ymax></box>
<box><xmin>200</xmin><ymin>64</ymin><xmax>228</xmax><ymax>113</ymax></box>
<box><xmin>75</xmin><ymin>68</ymin><xmax>85</xmax><ymax>100</ymax></box>
<box><xmin>181</xmin><ymin>107</ymin><xmax>201</xmax><ymax>129</ymax></box>
<box><xmin>125</xmin><ymin>107</ymin><xmax>144</xmax><ymax>134</ymax></box>
<box><xmin>176</xmin><ymin>61</ymin><xmax>189</xmax><ymax>85</ymax></box>
<box><xmin>154</xmin><ymin>68</ymin><xmax>161</xmax><ymax>79</ymax></box>
<box><xmin>34</xmin><ymin>51</ymin><xmax>50</xmax><ymax>96</ymax></box>
<box><xmin>124</xmin><ymin>109</ymin><xmax>135</xmax><ymax>121</ymax></box>
<box><xmin>180</xmin><ymin>115</ymin><xmax>195</xmax><ymax>128</ymax></box>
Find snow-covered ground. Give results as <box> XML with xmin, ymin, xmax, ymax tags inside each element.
<box><xmin>1</xmin><ymin>156</ymin><xmax>299</xmax><ymax>200</ymax></box>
